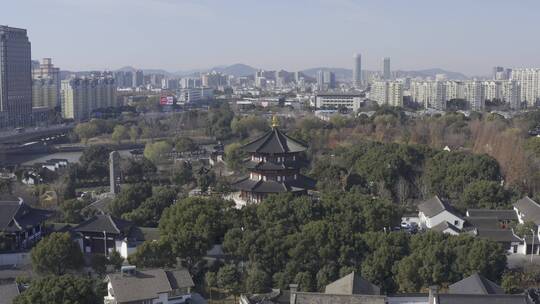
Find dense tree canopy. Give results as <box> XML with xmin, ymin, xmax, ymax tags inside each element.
<box><xmin>159</xmin><ymin>196</ymin><xmax>236</xmax><ymax>269</ymax></box>
<box><xmin>30</xmin><ymin>232</ymin><xmax>84</xmax><ymax>276</ymax></box>
<box><xmin>13</xmin><ymin>275</ymin><xmax>101</xmax><ymax>304</ymax></box>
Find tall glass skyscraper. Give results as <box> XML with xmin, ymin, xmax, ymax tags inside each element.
<box><xmin>0</xmin><ymin>26</ymin><xmax>32</xmax><ymax>128</ymax></box>
<box><xmin>353</xmin><ymin>53</ymin><xmax>362</xmax><ymax>89</ymax></box>
<box><xmin>383</xmin><ymin>57</ymin><xmax>391</xmax><ymax>80</ymax></box>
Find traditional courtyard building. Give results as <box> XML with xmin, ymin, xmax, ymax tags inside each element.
<box><xmin>231</xmin><ymin>117</ymin><xmax>316</xmax><ymax>204</ymax></box>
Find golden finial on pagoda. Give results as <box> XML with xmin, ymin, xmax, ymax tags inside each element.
<box><xmin>271</xmin><ymin>115</ymin><xmax>279</xmax><ymax>128</ymax></box>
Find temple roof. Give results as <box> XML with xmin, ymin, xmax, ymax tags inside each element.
<box><xmin>0</xmin><ymin>198</ymin><xmax>52</xmax><ymax>233</ymax></box>
<box><xmin>242</xmin><ymin>127</ymin><xmax>307</xmax><ymax>154</ymax></box>
<box><xmin>232</xmin><ymin>175</ymin><xmax>316</xmax><ymax>194</ymax></box>
<box><xmin>245</xmin><ymin>160</ymin><xmax>303</xmax><ymax>171</ymax></box>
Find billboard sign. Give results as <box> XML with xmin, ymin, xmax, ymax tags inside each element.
<box><xmin>160</xmin><ymin>95</ymin><xmax>174</xmax><ymax>105</ymax></box>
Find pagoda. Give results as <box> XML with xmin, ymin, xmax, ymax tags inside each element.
<box><xmin>231</xmin><ymin>116</ymin><xmax>316</xmax><ymax>204</ymax></box>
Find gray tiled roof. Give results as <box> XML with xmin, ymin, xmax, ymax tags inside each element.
<box><xmin>166</xmin><ymin>269</ymin><xmax>195</xmax><ymax>290</ymax></box>
<box><xmin>418</xmin><ymin>196</ymin><xmax>460</xmax><ymax>218</ymax></box>
<box><xmin>466</xmin><ymin>209</ymin><xmax>518</xmax><ymax>221</ymax></box>
<box><xmin>108</xmin><ymin>268</ymin><xmax>193</xmax><ymax>303</ymax></box>
<box><xmin>475</xmin><ymin>229</ymin><xmax>522</xmax><ymax>243</ymax></box>
<box><xmin>73</xmin><ymin>214</ymin><xmax>133</xmax><ymax>235</ymax></box>
<box><xmin>449</xmin><ymin>273</ymin><xmax>504</xmax><ymax>295</ymax></box>
<box><xmin>514</xmin><ymin>196</ymin><xmax>540</xmax><ymax>224</ymax></box>
<box><xmin>0</xmin><ymin>199</ymin><xmax>52</xmax><ymax>233</ymax></box>
<box><xmin>242</xmin><ymin>128</ymin><xmax>307</xmax><ymax>154</ymax></box>
<box><xmin>324</xmin><ymin>271</ymin><xmax>380</xmax><ymax>295</ymax></box>
<box><xmin>232</xmin><ymin>174</ymin><xmax>316</xmax><ymax>194</ymax></box>
<box><xmin>431</xmin><ymin>221</ymin><xmax>461</xmax><ymax>234</ymax></box>
<box><xmin>465</xmin><ymin>217</ymin><xmax>502</xmax><ymax>230</ymax></box>
<box><xmin>293</xmin><ymin>292</ymin><xmax>386</xmax><ymax>304</ymax></box>
<box><xmin>437</xmin><ymin>294</ymin><xmax>530</xmax><ymax>304</ymax></box>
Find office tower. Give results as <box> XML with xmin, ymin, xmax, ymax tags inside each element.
<box><xmin>32</xmin><ymin>58</ymin><xmax>60</xmax><ymax>109</ymax></box>
<box><xmin>113</xmin><ymin>71</ymin><xmax>127</xmax><ymax>88</ymax></box>
<box><xmin>61</xmin><ymin>76</ymin><xmax>116</xmax><ymax>121</ymax></box>
<box><xmin>316</xmin><ymin>70</ymin><xmax>324</xmax><ymax>90</ymax></box>
<box><xmin>133</xmin><ymin>70</ymin><xmax>144</xmax><ymax>87</ymax></box>
<box><xmin>383</xmin><ymin>57</ymin><xmax>391</xmax><ymax>80</ymax></box>
<box><xmin>0</xmin><ymin>26</ymin><xmax>32</xmax><ymax>128</ymax></box>
<box><xmin>465</xmin><ymin>81</ymin><xmax>484</xmax><ymax>112</ymax></box>
<box><xmin>511</xmin><ymin>68</ymin><xmax>540</xmax><ymax>107</ymax></box>
<box><xmin>353</xmin><ymin>53</ymin><xmax>362</xmax><ymax>88</ymax></box>
<box><xmin>323</xmin><ymin>71</ymin><xmax>336</xmax><ymax>89</ymax></box>
<box><xmin>502</xmin><ymin>80</ymin><xmax>521</xmax><ymax>110</ymax></box>
<box><xmin>371</xmin><ymin>81</ymin><xmax>403</xmax><ymax>107</ymax></box>
<box><xmin>123</xmin><ymin>71</ymin><xmax>133</xmax><ymax>87</ymax></box>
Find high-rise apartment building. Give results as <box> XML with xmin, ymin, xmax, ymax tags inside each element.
<box><xmin>32</xmin><ymin>58</ymin><xmax>60</xmax><ymax>109</ymax></box>
<box><xmin>465</xmin><ymin>81</ymin><xmax>484</xmax><ymax>111</ymax></box>
<box><xmin>371</xmin><ymin>81</ymin><xmax>403</xmax><ymax>107</ymax></box>
<box><xmin>511</xmin><ymin>68</ymin><xmax>540</xmax><ymax>107</ymax></box>
<box><xmin>61</xmin><ymin>76</ymin><xmax>116</xmax><ymax>121</ymax></box>
<box><xmin>133</xmin><ymin>70</ymin><xmax>144</xmax><ymax>87</ymax></box>
<box><xmin>32</xmin><ymin>78</ymin><xmax>58</xmax><ymax>109</ymax></box>
<box><xmin>353</xmin><ymin>53</ymin><xmax>362</xmax><ymax>88</ymax></box>
<box><xmin>502</xmin><ymin>80</ymin><xmax>521</xmax><ymax>110</ymax></box>
<box><xmin>383</xmin><ymin>57</ymin><xmax>391</xmax><ymax>80</ymax></box>
<box><xmin>0</xmin><ymin>26</ymin><xmax>33</xmax><ymax>128</ymax></box>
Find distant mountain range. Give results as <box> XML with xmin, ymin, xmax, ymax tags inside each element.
<box><xmin>60</xmin><ymin>63</ymin><xmax>469</xmax><ymax>80</ymax></box>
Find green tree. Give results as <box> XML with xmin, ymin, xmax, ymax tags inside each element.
<box><xmin>108</xmin><ymin>183</ymin><xmax>152</xmax><ymax>217</ymax></box>
<box><xmin>458</xmin><ymin>180</ymin><xmax>512</xmax><ymax>211</ymax></box>
<box><xmin>175</xmin><ymin>137</ymin><xmax>198</xmax><ymax>153</ymax></box>
<box><xmin>159</xmin><ymin>196</ymin><xmax>234</xmax><ymax>269</ymax></box>
<box><xmin>513</xmin><ymin>221</ymin><xmax>537</xmax><ymax>238</ymax></box>
<box><xmin>59</xmin><ymin>199</ymin><xmax>87</xmax><ymax>223</ymax></box>
<box><xmin>245</xmin><ymin>264</ymin><xmax>271</xmax><ymax>293</ymax></box>
<box><xmin>90</xmin><ymin>254</ymin><xmax>108</xmax><ymax>276</ymax></box>
<box><xmin>122</xmin><ymin>157</ymin><xmax>157</xmax><ymax>183</ymax></box>
<box><xmin>111</xmin><ymin>124</ymin><xmax>128</xmax><ymax>144</ymax></box>
<box><xmin>128</xmin><ymin>240</ymin><xmax>175</xmax><ymax>268</ymax></box>
<box><xmin>78</xmin><ymin>145</ymin><xmax>112</xmax><ymax>181</ymax></box>
<box><xmin>129</xmin><ymin>125</ymin><xmax>142</xmax><ymax>142</ymax></box>
<box><xmin>123</xmin><ymin>187</ymin><xmax>177</xmax><ymax>227</ymax></box>
<box><xmin>205</xmin><ymin>271</ymin><xmax>218</xmax><ymax>300</ymax></box>
<box><xmin>224</xmin><ymin>143</ymin><xmax>245</xmax><ymax>171</ymax></box>
<box><xmin>231</xmin><ymin>115</ymin><xmax>269</xmax><ymax>139</ymax></box>
<box><xmin>13</xmin><ymin>275</ymin><xmax>101</xmax><ymax>304</ymax></box>
<box><xmin>172</xmin><ymin>161</ymin><xmax>194</xmax><ymax>186</ymax></box>
<box><xmin>109</xmin><ymin>250</ymin><xmax>124</xmax><ymax>271</ymax></box>
<box><xmin>74</xmin><ymin>122</ymin><xmax>99</xmax><ymax>144</ymax></box>
<box><xmin>217</xmin><ymin>264</ymin><xmax>242</xmax><ymax>300</ymax></box>
<box><xmin>144</xmin><ymin>141</ymin><xmax>172</xmax><ymax>164</ymax></box>
<box><xmin>30</xmin><ymin>232</ymin><xmax>84</xmax><ymax>275</ymax></box>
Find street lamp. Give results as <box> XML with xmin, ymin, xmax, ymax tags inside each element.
<box><xmin>531</xmin><ymin>229</ymin><xmax>536</xmax><ymax>263</ymax></box>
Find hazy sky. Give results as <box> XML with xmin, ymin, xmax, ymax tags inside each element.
<box><xmin>2</xmin><ymin>0</ymin><xmax>539</xmax><ymax>75</ymax></box>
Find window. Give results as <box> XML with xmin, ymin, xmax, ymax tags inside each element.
<box><xmin>454</xmin><ymin>220</ymin><xmax>459</xmax><ymax>226</ymax></box>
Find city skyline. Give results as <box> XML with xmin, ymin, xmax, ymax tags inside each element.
<box><xmin>2</xmin><ymin>0</ymin><xmax>540</xmax><ymax>76</ymax></box>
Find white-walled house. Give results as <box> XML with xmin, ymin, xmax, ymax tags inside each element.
<box><xmin>418</xmin><ymin>196</ymin><xmax>464</xmax><ymax>231</ymax></box>
<box><xmin>72</xmin><ymin>215</ymin><xmax>159</xmax><ymax>259</ymax></box>
<box><xmin>104</xmin><ymin>267</ymin><xmax>194</xmax><ymax>304</ymax></box>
